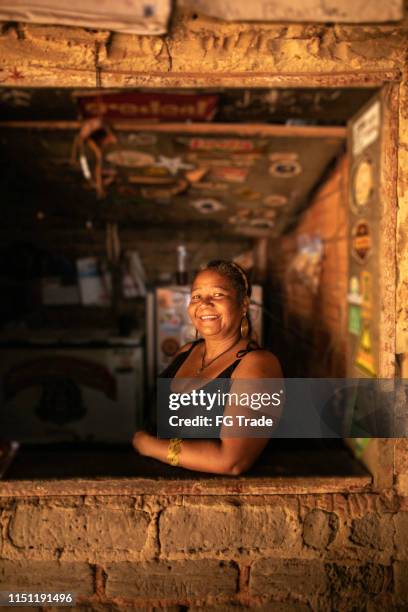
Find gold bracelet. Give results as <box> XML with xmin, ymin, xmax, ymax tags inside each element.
<box><xmin>167</xmin><ymin>438</ymin><xmax>183</xmax><ymax>466</ymax></box>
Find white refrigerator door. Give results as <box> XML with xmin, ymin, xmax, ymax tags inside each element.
<box><xmin>155</xmin><ymin>286</ymin><xmax>196</xmax><ymax>376</ymax></box>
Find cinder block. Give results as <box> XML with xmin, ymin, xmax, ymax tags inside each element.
<box><xmin>0</xmin><ymin>560</ymin><xmax>94</xmax><ymax>595</ymax></box>
<box><xmin>159</xmin><ymin>504</ymin><xmax>298</xmax><ymax>554</ymax></box>
<box><xmin>105</xmin><ymin>560</ymin><xmax>238</xmax><ymax>599</ymax></box>
<box><xmin>350</xmin><ymin>513</ymin><xmax>394</xmax><ymax>551</ymax></box>
<box><xmin>250</xmin><ymin>558</ymin><xmax>327</xmax><ymax>598</ymax></box>
<box><xmin>326</xmin><ymin>563</ymin><xmax>390</xmax><ymax>596</ymax></box>
<box><xmin>8</xmin><ymin>502</ymin><xmax>150</xmax><ymax>554</ymax></box>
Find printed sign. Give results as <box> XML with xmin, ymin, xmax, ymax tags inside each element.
<box><xmin>105</xmin><ymin>150</ymin><xmax>155</xmax><ymax>168</ymax></box>
<box><xmin>355</xmin><ymin>321</ymin><xmax>377</xmax><ymax>376</ymax></box>
<box><xmin>360</xmin><ymin>270</ymin><xmax>373</xmax><ymax>317</ymax></box>
<box><xmin>191</xmin><ymin>198</ymin><xmax>225</xmax><ymax>214</ymax></box>
<box><xmin>183</xmin><ymin>138</ymin><xmax>257</xmax><ymax>153</ymax></box>
<box><xmin>351</xmin><ymin>220</ymin><xmax>372</xmax><ymax>264</ymax></box>
<box><xmin>348</xmin><ymin>304</ymin><xmax>361</xmax><ymax>336</ymax></box>
<box><xmin>235</xmin><ymin>187</ymin><xmax>261</xmax><ymax>200</ymax></box>
<box><xmin>269</xmin><ymin>159</ymin><xmax>302</xmax><ymax>178</ymax></box>
<box><xmin>77</xmin><ymin>92</ymin><xmax>218</xmax><ymax>121</ymax></box>
<box><xmin>352</xmin><ymin>101</ymin><xmax>380</xmax><ymax>156</ymax></box>
<box><xmin>263</xmin><ymin>194</ymin><xmax>288</xmax><ymax>207</ymax></box>
<box><xmin>210</xmin><ymin>167</ymin><xmax>248</xmax><ymax>183</ymax></box>
<box><xmin>347</xmin><ymin>276</ymin><xmax>362</xmax><ymax>306</ymax></box>
<box><xmin>352</xmin><ymin>158</ymin><xmax>374</xmax><ymax>211</ymax></box>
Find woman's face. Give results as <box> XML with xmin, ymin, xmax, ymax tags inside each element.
<box><xmin>188</xmin><ymin>269</ymin><xmax>247</xmax><ymax>340</ymax></box>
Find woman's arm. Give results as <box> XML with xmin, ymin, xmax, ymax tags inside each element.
<box><xmin>132</xmin><ymin>431</ymin><xmax>268</xmax><ymax>475</ymax></box>
<box><xmin>133</xmin><ymin>350</ymin><xmax>283</xmax><ymax>475</ymax></box>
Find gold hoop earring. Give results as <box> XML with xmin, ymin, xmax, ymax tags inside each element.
<box><xmin>240</xmin><ymin>315</ymin><xmax>249</xmax><ymax>339</ymax></box>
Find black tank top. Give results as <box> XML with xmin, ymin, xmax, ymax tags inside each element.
<box><xmin>158</xmin><ymin>339</ymin><xmax>261</xmax><ymax>438</ymax></box>
<box><xmin>159</xmin><ymin>338</ymin><xmax>260</xmax><ymax>379</ymax></box>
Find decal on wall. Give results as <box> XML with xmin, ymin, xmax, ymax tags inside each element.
<box><xmin>105</xmin><ymin>150</ymin><xmax>155</xmax><ymax>168</ymax></box>
<box><xmin>347</xmin><ymin>277</ymin><xmax>362</xmax><ymax>336</ymax></box>
<box><xmin>348</xmin><ymin>304</ymin><xmax>362</xmax><ymax>336</ymax></box>
<box><xmin>269</xmin><ymin>159</ymin><xmax>302</xmax><ymax>178</ymax></box>
<box><xmin>142</xmin><ymin>166</ymin><xmax>171</xmax><ymax>177</ymax></box>
<box><xmin>161</xmin><ymin>338</ymin><xmax>180</xmax><ymax>357</ymax></box>
<box><xmin>352</xmin><ymin>101</ymin><xmax>380</xmax><ymax>156</ymax></box>
<box><xmin>263</xmin><ymin>194</ymin><xmax>288</xmax><ymax>207</ymax></box>
<box><xmin>355</xmin><ymin>321</ymin><xmax>377</xmax><ymax>377</ymax></box>
<box><xmin>191</xmin><ymin>198</ymin><xmax>225</xmax><ymax>214</ymax></box>
<box><xmin>351</xmin><ymin>219</ymin><xmax>373</xmax><ymax>264</ymax></box>
<box><xmin>141</xmin><ymin>179</ymin><xmax>188</xmax><ymax>199</ymax></box>
<box><xmin>126</xmin><ymin>133</ymin><xmax>157</xmax><ymax>146</ymax></box>
<box><xmin>352</xmin><ymin>158</ymin><xmax>374</xmax><ymax>211</ymax></box>
<box><xmin>181</xmin><ymin>138</ymin><xmax>258</xmax><ymax>153</ymax></box>
<box><xmin>250</xmin><ymin>218</ymin><xmax>275</xmax><ymax>229</ymax></box>
<box><xmin>360</xmin><ymin>270</ymin><xmax>373</xmax><ymax>316</ymax></box>
<box><xmin>210</xmin><ymin>167</ymin><xmax>248</xmax><ymax>183</ymax></box>
<box><xmin>77</xmin><ymin>92</ymin><xmax>219</xmax><ymax>122</ymax></box>
<box><xmin>190</xmin><ymin>182</ymin><xmax>229</xmax><ymax>191</ymax></box>
<box><xmin>154</xmin><ymin>155</ymin><xmax>194</xmax><ymax>176</ymax></box>
<box><xmin>234</xmin><ymin>187</ymin><xmax>262</xmax><ymax>201</ymax></box>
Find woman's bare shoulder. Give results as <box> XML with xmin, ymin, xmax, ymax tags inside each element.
<box><xmin>232</xmin><ymin>348</ymin><xmax>283</xmax><ymax>378</ymax></box>
<box><xmin>174</xmin><ymin>341</ymin><xmax>197</xmax><ymax>357</ymax></box>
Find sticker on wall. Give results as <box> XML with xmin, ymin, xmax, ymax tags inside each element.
<box><xmin>191</xmin><ymin>198</ymin><xmax>225</xmax><ymax>214</ymax></box>
<box><xmin>180</xmin><ymin>138</ymin><xmax>258</xmax><ymax>153</ymax></box>
<box><xmin>142</xmin><ymin>166</ymin><xmax>171</xmax><ymax>177</ymax></box>
<box><xmin>348</xmin><ymin>304</ymin><xmax>362</xmax><ymax>336</ymax></box>
<box><xmin>355</xmin><ymin>321</ymin><xmax>377</xmax><ymax>377</ymax></box>
<box><xmin>210</xmin><ymin>167</ymin><xmax>248</xmax><ymax>183</ymax></box>
<box><xmin>141</xmin><ymin>179</ymin><xmax>188</xmax><ymax>199</ymax></box>
<box><xmin>269</xmin><ymin>159</ymin><xmax>302</xmax><ymax>178</ymax></box>
<box><xmin>105</xmin><ymin>150</ymin><xmax>155</xmax><ymax>168</ymax></box>
<box><xmin>235</xmin><ymin>187</ymin><xmax>262</xmax><ymax>201</ymax></box>
<box><xmin>154</xmin><ymin>156</ymin><xmax>194</xmax><ymax>176</ymax></box>
<box><xmin>262</xmin><ymin>209</ymin><xmax>277</xmax><ymax>220</ymax></box>
<box><xmin>351</xmin><ymin>219</ymin><xmax>373</xmax><ymax>264</ymax></box>
<box><xmin>185</xmin><ymin>167</ymin><xmax>209</xmax><ymax>183</ymax></box>
<box><xmin>250</xmin><ymin>218</ymin><xmax>275</xmax><ymax>229</ymax></box>
<box><xmin>352</xmin><ymin>158</ymin><xmax>374</xmax><ymax>211</ymax></box>
<box><xmin>161</xmin><ymin>337</ymin><xmax>180</xmax><ymax>357</ymax></box>
<box><xmin>352</xmin><ymin>101</ymin><xmax>380</xmax><ymax>156</ymax></box>
<box><xmin>268</xmin><ymin>152</ymin><xmax>299</xmax><ymax>162</ymax></box>
<box><xmin>349</xmin><ymin>438</ymin><xmax>371</xmax><ymax>459</ymax></box>
<box><xmin>263</xmin><ymin>194</ymin><xmax>289</xmax><ymax>207</ymax></box>
<box><xmin>347</xmin><ymin>276</ymin><xmax>362</xmax><ymax>305</ymax></box>
<box><xmin>190</xmin><ymin>182</ymin><xmax>229</xmax><ymax>192</ymax></box>
<box><xmin>128</xmin><ymin>176</ymin><xmax>174</xmax><ymax>186</ymax></box>
<box><xmin>231</xmin><ymin>153</ymin><xmax>261</xmax><ymax>166</ymax></box>
<box><xmin>126</xmin><ymin>133</ymin><xmax>157</xmax><ymax>146</ymax></box>
<box><xmin>360</xmin><ymin>270</ymin><xmax>373</xmax><ymax>316</ymax></box>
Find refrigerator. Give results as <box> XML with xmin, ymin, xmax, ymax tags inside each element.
<box><xmin>146</xmin><ymin>285</ymin><xmax>263</xmax><ymax>390</ymax></box>
<box><xmin>0</xmin><ymin>329</ymin><xmax>144</xmax><ymax>443</ymax></box>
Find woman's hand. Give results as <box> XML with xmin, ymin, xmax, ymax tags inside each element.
<box><xmin>132</xmin><ymin>430</ymin><xmax>152</xmax><ymax>456</ymax></box>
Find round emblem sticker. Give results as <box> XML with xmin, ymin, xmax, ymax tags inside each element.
<box><xmin>352</xmin><ymin>158</ymin><xmax>374</xmax><ymax>211</ymax></box>
<box><xmin>161</xmin><ymin>337</ymin><xmax>180</xmax><ymax>357</ymax></box>
<box><xmin>351</xmin><ymin>219</ymin><xmax>372</xmax><ymax>263</ymax></box>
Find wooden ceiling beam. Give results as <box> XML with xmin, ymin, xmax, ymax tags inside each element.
<box><xmin>0</xmin><ymin>121</ymin><xmax>346</xmax><ymax>138</ymax></box>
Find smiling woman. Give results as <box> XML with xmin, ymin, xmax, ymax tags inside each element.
<box><xmin>132</xmin><ymin>260</ymin><xmax>283</xmax><ymax>475</ymax></box>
